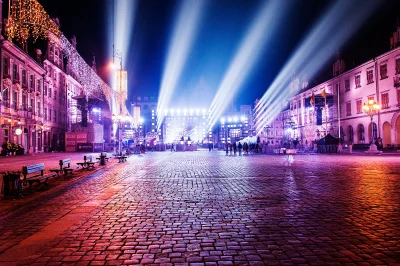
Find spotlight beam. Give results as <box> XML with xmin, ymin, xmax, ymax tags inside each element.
<box><xmin>254</xmin><ymin>0</ymin><xmax>380</xmax><ymax>135</ymax></box>
<box><xmin>157</xmin><ymin>1</ymin><xmax>204</xmax><ymax>129</ymax></box>
<box><xmin>208</xmin><ymin>0</ymin><xmax>291</xmax><ymax>131</ymax></box>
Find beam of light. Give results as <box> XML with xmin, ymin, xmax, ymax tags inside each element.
<box><xmin>157</xmin><ymin>0</ymin><xmax>204</xmax><ymax>130</ymax></box>
<box><xmin>254</xmin><ymin>0</ymin><xmax>380</xmax><ymax>135</ymax></box>
<box><xmin>107</xmin><ymin>0</ymin><xmax>137</xmax><ymax>135</ymax></box>
<box><xmin>207</xmin><ymin>0</ymin><xmax>291</xmax><ymax>131</ymax></box>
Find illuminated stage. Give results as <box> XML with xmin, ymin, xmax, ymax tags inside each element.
<box><xmin>159</xmin><ymin>108</ymin><xmax>210</xmax><ymax>143</ymax></box>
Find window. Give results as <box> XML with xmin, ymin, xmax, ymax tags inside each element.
<box><xmin>346</xmin><ymin>102</ymin><xmax>351</xmax><ymax>116</ymax></box>
<box><xmin>22</xmin><ymin>69</ymin><xmax>26</xmax><ymax>85</ymax></box>
<box><xmin>381</xmin><ymin>93</ymin><xmax>389</xmax><ymax>109</ymax></box>
<box><xmin>12</xmin><ymin>64</ymin><xmax>18</xmax><ymax>80</ymax></box>
<box><xmin>30</xmin><ymin>75</ymin><xmax>34</xmax><ymax>89</ymax></box>
<box><xmin>44</xmin><ymin>108</ymin><xmax>47</xmax><ymax>120</ymax></box>
<box><xmin>22</xmin><ymin>95</ymin><xmax>27</xmax><ymax>110</ymax></box>
<box><xmin>13</xmin><ymin>91</ymin><xmax>18</xmax><ymax>110</ymax></box>
<box><xmin>298</xmin><ymin>100</ymin><xmax>301</xmax><ymax>109</ymax></box>
<box><xmin>37</xmin><ymin>80</ymin><xmax>41</xmax><ymax>94</ymax></box>
<box><xmin>345</xmin><ymin>79</ymin><xmax>350</xmax><ymax>92</ymax></box>
<box><xmin>396</xmin><ymin>58</ymin><xmax>400</xmax><ymax>74</ymax></box>
<box><xmin>355</xmin><ymin>75</ymin><xmax>361</xmax><ymax>88</ymax></box>
<box><xmin>356</xmin><ymin>100</ymin><xmax>362</xmax><ymax>114</ymax></box>
<box><xmin>30</xmin><ymin>99</ymin><xmax>35</xmax><ymax>114</ymax></box>
<box><xmin>37</xmin><ymin>101</ymin><xmax>40</xmax><ymax>116</ymax></box>
<box><xmin>398</xmin><ymin>90</ymin><xmax>400</xmax><ymax>105</ymax></box>
<box><xmin>49</xmin><ymin>87</ymin><xmax>52</xmax><ymax>98</ymax></box>
<box><xmin>44</xmin><ymin>84</ymin><xmax>47</xmax><ymax>96</ymax></box>
<box><xmin>3</xmin><ymin>58</ymin><xmax>9</xmax><ymax>75</ymax></box>
<box><xmin>53</xmin><ymin>71</ymin><xmax>57</xmax><ymax>81</ymax></box>
<box><xmin>380</xmin><ymin>64</ymin><xmax>388</xmax><ymax>79</ymax></box>
<box><xmin>367</xmin><ymin>69</ymin><xmax>373</xmax><ymax>84</ymax></box>
<box><xmin>53</xmin><ymin>110</ymin><xmax>57</xmax><ymax>122</ymax></box>
<box><xmin>49</xmin><ymin>109</ymin><xmax>52</xmax><ymax>121</ymax></box>
<box><xmin>54</xmin><ymin>90</ymin><xmax>57</xmax><ymax>100</ymax></box>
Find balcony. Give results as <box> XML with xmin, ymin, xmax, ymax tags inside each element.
<box><xmin>394</xmin><ymin>75</ymin><xmax>400</xmax><ymax>88</ymax></box>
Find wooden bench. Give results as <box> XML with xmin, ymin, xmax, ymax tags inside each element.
<box><xmin>76</xmin><ymin>155</ymin><xmax>95</xmax><ymax>170</ymax></box>
<box><xmin>116</xmin><ymin>156</ymin><xmax>127</xmax><ymax>163</ymax></box>
<box><xmin>50</xmin><ymin>158</ymin><xmax>75</xmax><ymax>176</ymax></box>
<box><xmin>22</xmin><ymin>163</ymin><xmax>56</xmax><ymax>187</ymax></box>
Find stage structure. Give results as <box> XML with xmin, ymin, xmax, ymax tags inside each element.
<box><xmin>159</xmin><ymin>108</ymin><xmax>209</xmax><ymax>144</ymax></box>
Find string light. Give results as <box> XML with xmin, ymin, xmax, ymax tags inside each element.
<box><xmin>6</xmin><ymin>0</ymin><xmax>61</xmax><ymax>43</ymax></box>
<box><xmin>5</xmin><ymin>0</ymin><xmax>128</xmax><ymax>116</ymax></box>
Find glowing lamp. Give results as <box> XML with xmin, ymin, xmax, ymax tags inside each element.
<box><xmin>362</xmin><ymin>104</ymin><xmax>369</xmax><ymax>111</ymax></box>
<box><xmin>112</xmin><ymin>114</ymin><xmax>116</xmax><ymax>121</ymax></box>
<box><xmin>228</xmin><ymin>117</ymin><xmax>232</xmax><ymax>122</ymax></box>
<box><xmin>233</xmin><ymin>116</ymin><xmax>238</xmax><ymax>122</ymax></box>
<box><xmin>240</xmin><ymin>116</ymin><xmax>246</xmax><ymax>121</ymax></box>
<box><xmin>15</xmin><ymin>128</ymin><xmax>22</xmax><ymax>135</ymax></box>
<box><xmin>110</xmin><ymin>62</ymin><xmax>116</xmax><ymax>69</ymax></box>
<box><xmin>220</xmin><ymin>118</ymin><xmax>225</xmax><ymax>123</ymax></box>
<box><xmin>373</xmin><ymin>104</ymin><xmax>380</xmax><ymax>110</ymax></box>
<box><xmin>368</xmin><ymin>99</ymin><xmax>374</xmax><ymax>105</ymax></box>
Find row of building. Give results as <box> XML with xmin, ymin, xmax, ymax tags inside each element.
<box><xmin>0</xmin><ymin>0</ymin><xmax>128</xmax><ymax>154</ymax></box>
<box><xmin>256</xmin><ymin>29</ymin><xmax>400</xmax><ymax>148</ymax></box>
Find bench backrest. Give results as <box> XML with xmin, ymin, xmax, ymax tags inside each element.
<box><xmin>100</xmin><ymin>152</ymin><xmax>107</xmax><ymax>157</ymax></box>
<box><xmin>84</xmin><ymin>155</ymin><xmax>93</xmax><ymax>162</ymax></box>
<box><xmin>59</xmin><ymin>158</ymin><xmax>71</xmax><ymax>168</ymax></box>
<box><xmin>22</xmin><ymin>163</ymin><xmax>45</xmax><ymax>176</ymax></box>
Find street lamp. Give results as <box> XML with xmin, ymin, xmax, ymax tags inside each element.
<box><xmin>112</xmin><ymin>113</ymin><xmax>128</xmax><ymax>155</ymax></box>
<box><xmin>362</xmin><ymin>99</ymin><xmax>381</xmax><ymax>154</ymax></box>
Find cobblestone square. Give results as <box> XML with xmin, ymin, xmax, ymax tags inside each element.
<box><xmin>0</xmin><ymin>151</ymin><xmax>399</xmax><ymax>265</ymax></box>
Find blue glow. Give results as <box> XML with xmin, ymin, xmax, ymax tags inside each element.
<box><xmin>254</xmin><ymin>0</ymin><xmax>379</xmax><ymax>134</ymax></box>
<box><xmin>207</xmin><ymin>0</ymin><xmax>291</xmax><ymax>131</ymax></box>
<box><xmin>157</xmin><ymin>0</ymin><xmax>205</xmax><ymax>129</ymax></box>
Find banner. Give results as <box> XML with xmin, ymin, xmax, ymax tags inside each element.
<box><xmin>65</xmin><ymin>132</ymin><xmax>88</xmax><ymax>152</ymax></box>
<box><xmin>316</xmin><ymin>108</ymin><xmax>323</xmax><ymax>125</ymax></box>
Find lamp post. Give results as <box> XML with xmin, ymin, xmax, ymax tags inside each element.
<box><xmin>362</xmin><ymin>99</ymin><xmax>381</xmax><ymax>153</ymax></box>
<box><xmin>112</xmin><ymin>113</ymin><xmax>127</xmax><ymax>155</ymax></box>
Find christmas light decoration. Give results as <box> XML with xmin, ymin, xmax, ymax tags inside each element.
<box><xmin>60</xmin><ymin>35</ymin><xmax>128</xmax><ymax>115</ymax></box>
<box><xmin>6</xmin><ymin>0</ymin><xmax>61</xmax><ymax>43</ymax></box>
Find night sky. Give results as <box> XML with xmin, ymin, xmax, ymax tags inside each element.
<box><xmin>37</xmin><ymin>0</ymin><xmax>400</xmax><ymax>107</ymax></box>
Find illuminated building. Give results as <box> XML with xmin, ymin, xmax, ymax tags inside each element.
<box><xmin>261</xmin><ymin>27</ymin><xmax>400</xmax><ymax>148</ymax></box>
<box><xmin>218</xmin><ymin>105</ymin><xmax>253</xmax><ymax>146</ymax></box>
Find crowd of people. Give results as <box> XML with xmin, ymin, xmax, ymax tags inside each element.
<box><xmin>224</xmin><ymin>142</ymin><xmax>265</xmax><ymax>156</ymax></box>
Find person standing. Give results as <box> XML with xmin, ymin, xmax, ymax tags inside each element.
<box><xmin>238</xmin><ymin>142</ymin><xmax>242</xmax><ymax>156</ymax></box>
<box><xmin>225</xmin><ymin>142</ymin><xmax>229</xmax><ymax>155</ymax></box>
<box><xmin>233</xmin><ymin>142</ymin><xmax>237</xmax><ymax>156</ymax></box>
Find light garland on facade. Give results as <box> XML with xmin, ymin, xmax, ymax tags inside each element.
<box><xmin>60</xmin><ymin>35</ymin><xmax>128</xmax><ymax>115</ymax></box>
<box><xmin>6</xmin><ymin>0</ymin><xmax>61</xmax><ymax>43</ymax></box>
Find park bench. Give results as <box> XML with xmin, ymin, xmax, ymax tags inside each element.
<box><xmin>50</xmin><ymin>158</ymin><xmax>74</xmax><ymax>176</ymax></box>
<box><xmin>115</xmin><ymin>155</ymin><xmax>127</xmax><ymax>163</ymax></box>
<box><xmin>76</xmin><ymin>155</ymin><xmax>95</xmax><ymax>170</ymax></box>
<box><xmin>22</xmin><ymin>163</ymin><xmax>56</xmax><ymax>187</ymax></box>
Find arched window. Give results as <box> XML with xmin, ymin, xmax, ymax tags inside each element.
<box><xmin>358</xmin><ymin>124</ymin><xmax>365</xmax><ymax>142</ymax></box>
<box><xmin>348</xmin><ymin>125</ymin><xmax>354</xmax><ymax>143</ymax></box>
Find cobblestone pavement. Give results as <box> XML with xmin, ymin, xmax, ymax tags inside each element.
<box><xmin>0</xmin><ymin>151</ymin><xmax>399</xmax><ymax>265</ymax></box>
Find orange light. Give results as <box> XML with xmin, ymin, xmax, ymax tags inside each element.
<box><xmin>368</xmin><ymin>99</ymin><xmax>374</xmax><ymax>105</ymax></box>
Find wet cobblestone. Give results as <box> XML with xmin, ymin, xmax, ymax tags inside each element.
<box><xmin>0</xmin><ymin>151</ymin><xmax>399</xmax><ymax>265</ymax></box>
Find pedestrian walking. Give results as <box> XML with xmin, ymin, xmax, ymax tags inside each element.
<box><xmin>229</xmin><ymin>143</ymin><xmax>233</xmax><ymax>155</ymax></box>
<box><xmin>233</xmin><ymin>142</ymin><xmax>237</xmax><ymax>155</ymax></box>
<box><xmin>171</xmin><ymin>143</ymin><xmax>175</xmax><ymax>152</ymax></box>
<box><xmin>225</xmin><ymin>142</ymin><xmax>229</xmax><ymax>155</ymax></box>
<box><xmin>238</xmin><ymin>142</ymin><xmax>242</xmax><ymax>156</ymax></box>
